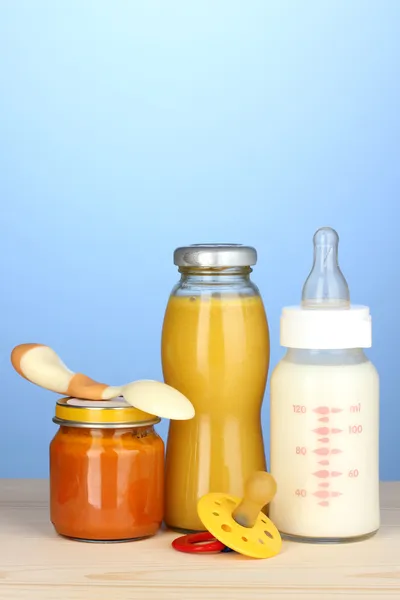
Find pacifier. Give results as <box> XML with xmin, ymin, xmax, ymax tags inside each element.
<box><xmin>10</xmin><ymin>343</ymin><xmax>195</xmax><ymax>420</ymax></box>
<box><xmin>172</xmin><ymin>471</ymin><xmax>282</xmax><ymax>559</ymax></box>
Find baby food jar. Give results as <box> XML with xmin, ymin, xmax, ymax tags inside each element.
<box><xmin>50</xmin><ymin>397</ymin><xmax>164</xmax><ymax>542</ymax></box>
<box><xmin>162</xmin><ymin>243</ymin><xmax>270</xmax><ymax>532</ymax></box>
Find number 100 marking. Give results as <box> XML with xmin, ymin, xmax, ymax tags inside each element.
<box><xmin>349</xmin><ymin>425</ymin><xmax>363</xmax><ymax>434</ymax></box>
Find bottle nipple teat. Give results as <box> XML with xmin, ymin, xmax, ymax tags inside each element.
<box><xmin>301</xmin><ymin>227</ymin><xmax>350</xmax><ymax>309</ymax></box>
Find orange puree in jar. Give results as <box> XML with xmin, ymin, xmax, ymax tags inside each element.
<box><xmin>49</xmin><ymin>398</ymin><xmax>164</xmax><ymax>542</ymax></box>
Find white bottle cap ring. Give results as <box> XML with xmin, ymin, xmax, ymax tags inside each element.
<box><xmin>280</xmin><ymin>305</ymin><xmax>372</xmax><ymax>350</ymax></box>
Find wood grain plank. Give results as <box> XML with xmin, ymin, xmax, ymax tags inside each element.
<box><xmin>0</xmin><ymin>481</ymin><xmax>399</xmax><ymax>600</ymax></box>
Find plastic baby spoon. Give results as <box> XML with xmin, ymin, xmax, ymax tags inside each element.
<box><xmin>10</xmin><ymin>343</ymin><xmax>194</xmax><ymax>420</ymax></box>
<box><xmin>173</xmin><ymin>472</ymin><xmax>282</xmax><ymax>559</ymax></box>
<box><xmin>11</xmin><ymin>344</ymin><xmax>113</xmax><ymax>400</ymax></box>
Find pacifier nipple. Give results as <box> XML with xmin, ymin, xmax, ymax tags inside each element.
<box><xmin>301</xmin><ymin>227</ymin><xmax>350</xmax><ymax>309</ymax></box>
<box><xmin>232</xmin><ymin>471</ymin><xmax>277</xmax><ymax>528</ymax></box>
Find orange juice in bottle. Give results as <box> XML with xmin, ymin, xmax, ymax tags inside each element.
<box><xmin>161</xmin><ymin>244</ymin><xmax>270</xmax><ymax>531</ymax></box>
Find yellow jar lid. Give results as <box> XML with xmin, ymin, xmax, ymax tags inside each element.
<box><xmin>54</xmin><ymin>396</ymin><xmax>160</xmax><ymax>428</ymax></box>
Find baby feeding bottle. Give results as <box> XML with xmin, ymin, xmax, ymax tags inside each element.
<box><xmin>162</xmin><ymin>244</ymin><xmax>270</xmax><ymax>531</ymax></box>
<box><xmin>269</xmin><ymin>227</ymin><xmax>380</xmax><ymax>542</ymax></box>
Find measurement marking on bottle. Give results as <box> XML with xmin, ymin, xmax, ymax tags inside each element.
<box><xmin>313</xmin><ymin>470</ymin><xmax>330</xmax><ymax>478</ymax></box>
<box><xmin>313</xmin><ymin>427</ymin><xmax>342</xmax><ymax>435</ymax></box>
<box><xmin>349</xmin><ymin>425</ymin><xmax>363</xmax><ymax>434</ymax></box>
<box><xmin>313</xmin><ymin>406</ymin><xmax>330</xmax><ymax>414</ymax></box>
<box><xmin>295</xmin><ymin>489</ymin><xmax>307</xmax><ymax>497</ymax></box>
<box><xmin>296</xmin><ymin>446</ymin><xmax>307</xmax><ymax>455</ymax></box>
<box><xmin>314</xmin><ymin>448</ymin><xmax>341</xmax><ymax>455</ymax></box>
<box><xmin>350</xmin><ymin>403</ymin><xmax>361</xmax><ymax>413</ymax></box>
<box><xmin>314</xmin><ymin>470</ymin><xmax>343</xmax><ymax>478</ymax></box>
<box><xmin>313</xmin><ymin>407</ymin><xmax>344</xmax><ymax>414</ymax></box>
<box><xmin>315</xmin><ymin>491</ymin><xmax>342</xmax><ymax>507</ymax></box>
<box><xmin>293</xmin><ymin>405</ymin><xmax>306</xmax><ymax>413</ymax></box>
<box><xmin>348</xmin><ymin>469</ymin><xmax>359</xmax><ymax>478</ymax></box>
<box><xmin>314</xmin><ymin>447</ymin><xmax>329</xmax><ymax>455</ymax></box>
<box><xmin>313</xmin><ymin>490</ymin><xmax>330</xmax><ymax>499</ymax></box>
<box><xmin>312</xmin><ymin>404</ymin><xmax>344</xmax><ymax>508</ymax></box>
<box><xmin>314</xmin><ymin>427</ymin><xmax>330</xmax><ymax>435</ymax></box>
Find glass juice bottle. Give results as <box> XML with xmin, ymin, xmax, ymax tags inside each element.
<box><xmin>161</xmin><ymin>244</ymin><xmax>270</xmax><ymax>532</ymax></box>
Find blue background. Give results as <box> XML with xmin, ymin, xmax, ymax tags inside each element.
<box><xmin>0</xmin><ymin>1</ymin><xmax>398</xmax><ymax>479</ymax></box>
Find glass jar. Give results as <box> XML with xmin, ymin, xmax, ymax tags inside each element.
<box><xmin>161</xmin><ymin>243</ymin><xmax>270</xmax><ymax>532</ymax></box>
<box><xmin>50</xmin><ymin>397</ymin><xmax>164</xmax><ymax>542</ymax></box>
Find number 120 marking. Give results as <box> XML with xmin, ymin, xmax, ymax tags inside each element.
<box><xmin>293</xmin><ymin>405</ymin><xmax>306</xmax><ymax>413</ymax></box>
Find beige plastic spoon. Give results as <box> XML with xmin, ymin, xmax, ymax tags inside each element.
<box><xmin>11</xmin><ymin>343</ymin><xmax>194</xmax><ymax>420</ymax></box>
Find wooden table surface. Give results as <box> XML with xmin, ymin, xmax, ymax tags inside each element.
<box><xmin>0</xmin><ymin>480</ymin><xmax>399</xmax><ymax>600</ymax></box>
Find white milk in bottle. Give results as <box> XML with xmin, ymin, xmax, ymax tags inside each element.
<box><xmin>269</xmin><ymin>227</ymin><xmax>379</xmax><ymax>542</ymax></box>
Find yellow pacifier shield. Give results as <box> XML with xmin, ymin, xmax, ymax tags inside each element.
<box><xmin>198</xmin><ymin>492</ymin><xmax>282</xmax><ymax>559</ymax></box>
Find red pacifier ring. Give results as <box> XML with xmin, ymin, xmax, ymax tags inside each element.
<box><xmin>172</xmin><ymin>531</ymin><xmax>226</xmax><ymax>554</ymax></box>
